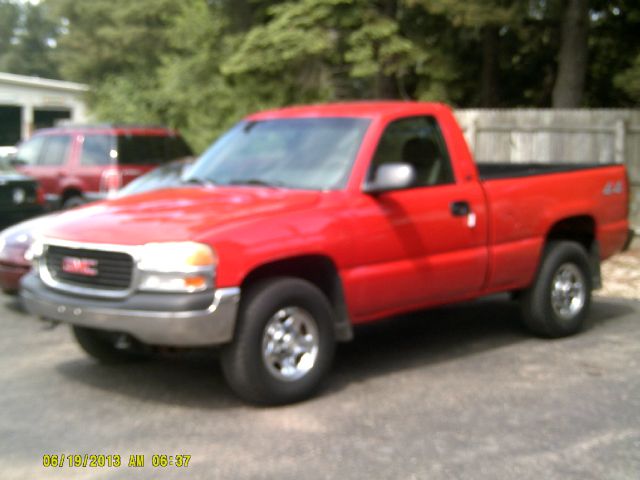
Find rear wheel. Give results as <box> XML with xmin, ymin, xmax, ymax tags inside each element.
<box><xmin>221</xmin><ymin>277</ymin><xmax>336</xmax><ymax>405</ymax></box>
<box><xmin>520</xmin><ymin>241</ymin><xmax>592</xmax><ymax>337</ymax></box>
<box><xmin>72</xmin><ymin>326</ymin><xmax>150</xmax><ymax>364</ymax></box>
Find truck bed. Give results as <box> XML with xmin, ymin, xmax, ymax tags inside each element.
<box><xmin>477</xmin><ymin>162</ymin><xmax>618</xmax><ymax>181</ymax></box>
<box><xmin>477</xmin><ymin>161</ymin><xmax>629</xmax><ymax>293</ymax></box>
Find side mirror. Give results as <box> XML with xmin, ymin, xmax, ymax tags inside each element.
<box><xmin>363</xmin><ymin>163</ymin><xmax>416</xmax><ymax>194</ymax></box>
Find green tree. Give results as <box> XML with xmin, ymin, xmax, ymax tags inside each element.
<box><xmin>0</xmin><ymin>0</ymin><xmax>60</xmax><ymax>79</ymax></box>
<box><xmin>0</xmin><ymin>1</ymin><xmax>20</xmax><ymax>58</ymax></box>
<box><xmin>47</xmin><ymin>0</ymin><xmax>640</xmax><ymax>151</ymax></box>
<box><xmin>49</xmin><ymin>0</ymin><xmax>187</xmax><ymax>138</ymax></box>
<box><xmin>156</xmin><ymin>1</ymin><xmax>245</xmax><ymax>151</ymax></box>
<box><xmin>591</xmin><ymin>1</ymin><xmax>640</xmax><ymax>106</ymax></box>
<box><xmin>614</xmin><ymin>54</ymin><xmax>640</xmax><ymax>103</ymax></box>
<box><xmin>51</xmin><ymin>0</ymin><xmax>181</xmax><ymax>83</ymax></box>
<box><xmin>409</xmin><ymin>0</ymin><xmax>523</xmax><ymax>106</ymax></box>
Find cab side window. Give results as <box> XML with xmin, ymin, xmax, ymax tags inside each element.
<box><xmin>39</xmin><ymin>135</ymin><xmax>72</xmax><ymax>166</ymax></box>
<box><xmin>118</xmin><ymin>136</ymin><xmax>166</xmax><ymax>165</ymax></box>
<box><xmin>80</xmin><ymin>135</ymin><xmax>113</xmax><ymax>166</ymax></box>
<box><xmin>370</xmin><ymin>116</ymin><xmax>454</xmax><ymax>187</ymax></box>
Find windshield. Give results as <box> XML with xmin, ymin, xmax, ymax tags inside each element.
<box><xmin>184</xmin><ymin>117</ymin><xmax>370</xmax><ymax>190</ymax></box>
<box><xmin>0</xmin><ymin>158</ymin><xmax>17</xmax><ymax>174</ymax></box>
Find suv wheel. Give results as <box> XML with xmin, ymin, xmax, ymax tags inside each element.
<box><xmin>221</xmin><ymin>277</ymin><xmax>336</xmax><ymax>405</ymax></box>
<box><xmin>62</xmin><ymin>195</ymin><xmax>84</xmax><ymax>209</ymax></box>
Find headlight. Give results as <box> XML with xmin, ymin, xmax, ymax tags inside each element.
<box><xmin>138</xmin><ymin>242</ymin><xmax>217</xmax><ymax>271</ymax></box>
<box><xmin>137</xmin><ymin>242</ymin><xmax>217</xmax><ymax>293</ymax></box>
<box><xmin>1</xmin><ymin>229</ymin><xmax>34</xmax><ymax>262</ymax></box>
<box><xmin>24</xmin><ymin>236</ymin><xmax>44</xmax><ymax>262</ymax></box>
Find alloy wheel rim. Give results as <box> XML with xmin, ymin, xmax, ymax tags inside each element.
<box><xmin>261</xmin><ymin>307</ymin><xmax>319</xmax><ymax>382</ymax></box>
<box><xmin>551</xmin><ymin>263</ymin><xmax>586</xmax><ymax>320</ymax></box>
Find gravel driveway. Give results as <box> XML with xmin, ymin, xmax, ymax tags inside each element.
<box><xmin>0</xmin><ymin>239</ymin><xmax>638</xmax><ymax>479</ymax></box>
<box><xmin>599</xmin><ymin>239</ymin><xmax>640</xmax><ymax>299</ymax></box>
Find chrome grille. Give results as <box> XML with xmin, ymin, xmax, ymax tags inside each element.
<box><xmin>45</xmin><ymin>245</ymin><xmax>134</xmax><ymax>291</ymax></box>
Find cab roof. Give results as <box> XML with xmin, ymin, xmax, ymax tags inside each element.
<box><xmin>246</xmin><ymin>101</ymin><xmax>450</xmax><ymax>121</ymax></box>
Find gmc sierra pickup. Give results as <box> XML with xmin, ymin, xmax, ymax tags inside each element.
<box><xmin>21</xmin><ymin>102</ymin><xmax>633</xmax><ymax>404</ymax></box>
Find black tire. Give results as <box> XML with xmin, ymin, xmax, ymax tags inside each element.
<box><xmin>221</xmin><ymin>277</ymin><xmax>336</xmax><ymax>405</ymax></box>
<box><xmin>520</xmin><ymin>241</ymin><xmax>592</xmax><ymax>338</ymax></box>
<box><xmin>72</xmin><ymin>326</ymin><xmax>150</xmax><ymax>364</ymax></box>
<box><xmin>62</xmin><ymin>195</ymin><xmax>84</xmax><ymax>209</ymax></box>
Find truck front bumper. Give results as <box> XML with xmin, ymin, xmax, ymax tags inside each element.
<box><xmin>20</xmin><ymin>273</ymin><xmax>240</xmax><ymax>347</ymax></box>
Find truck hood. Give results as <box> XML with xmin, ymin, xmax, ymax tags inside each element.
<box><xmin>43</xmin><ymin>187</ymin><xmax>322</xmax><ymax>245</ymax></box>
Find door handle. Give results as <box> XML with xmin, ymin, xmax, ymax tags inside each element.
<box><xmin>450</xmin><ymin>201</ymin><xmax>470</xmax><ymax>216</ymax></box>
<box><xmin>451</xmin><ymin>201</ymin><xmax>477</xmax><ymax>228</ymax></box>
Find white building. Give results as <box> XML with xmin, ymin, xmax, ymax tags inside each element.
<box><xmin>0</xmin><ymin>72</ymin><xmax>89</xmax><ymax>149</ymax></box>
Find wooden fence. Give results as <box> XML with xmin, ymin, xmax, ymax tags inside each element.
<box><xmin>454</xmin><ymin>109</ymin><xmax>640</xmax><ymax>229</ymax></box>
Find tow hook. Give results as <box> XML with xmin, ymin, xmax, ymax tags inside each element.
<box><xmin>114</xmin><ymin>334</ymin><xmax>133</xmax><ymax>350</ymax></box>
<box><xmin>41</xmin><ymin>319</ymin><xmax>60</xmax><ymax>330</ymax></box>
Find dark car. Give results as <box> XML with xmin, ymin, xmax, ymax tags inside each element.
<box><xmin>0</xmin><ymin>159</ymin><xmax>44</xmax><ymax>230</ymax></box>
<box><xmin>12</xmin><ymin>125</ymin><xmax>193</xmax><ymax>208</ymax></box>
<box><xmin>0</xmin><ymin>160</ymin><xmax>193</xmax><ymax>294</ymax></box>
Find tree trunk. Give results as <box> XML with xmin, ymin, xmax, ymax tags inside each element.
<box><xmin>480</xmin><ymin>26</ymin><xmax>500</xmax><ymax>107</ymax></box>
<box><xmin>374</xmin><ymin>72</ymin><xmax>397</xmax><ymax>99</ymax></box>
<box><xmin>552</xmin><ymin>0</ymin><xmax>589</xmax><ymax>108</ymax></box>
<box><xmin>373</xmin><ymin>0</ymin><xmax>398</xmax><ymax>99</ymax></box>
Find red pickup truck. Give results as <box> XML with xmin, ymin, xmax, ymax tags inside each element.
<box><xmin>21</xmin><ymin>102</ymin><xmax>633</xmax><ymax>404</ymax></box>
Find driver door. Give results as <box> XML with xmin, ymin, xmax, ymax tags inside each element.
<box><xmin>346</xmin><ymin>116</ymin><xmax>489</xmax><ymax>319</ymax></box>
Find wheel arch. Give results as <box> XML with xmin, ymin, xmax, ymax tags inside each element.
<box><xmin>544</xmin><ymin>214</ymin><xmax>601</xmax><ymax>288</ymax></box>
<box><xmin>240</xmin><ymin>254</ymin><xmax>353</xmax><ymax>341</ymax></box>
<box><xmin>61</xmin><ymin>186</ymin><xmax>83</xmax><ymax>202</ymax></box>
<box><xmin>546</xmin><ymin>215</ymin><xmax>596</xmax><ymax>250</ymax></box>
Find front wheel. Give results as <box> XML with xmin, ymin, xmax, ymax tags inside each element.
<box><xmin>221</xmin><ymin>277</ymin><xmax>336</xmax><ymax>405</ymax></box>
<box><xmin>520</xmin><ymin>241</ymin><xmax>592</xmax><ymax>338</ymax></box>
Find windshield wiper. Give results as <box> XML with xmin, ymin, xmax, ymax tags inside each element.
<box><xmin>182</xmin><ymin>176</ymin><xmax>215</xmax><ymax>187</ymax></box>
<box><xmin>227</xmin><ymin>178</ymin><xmax>289</xmax><ymax>188</ymax></box>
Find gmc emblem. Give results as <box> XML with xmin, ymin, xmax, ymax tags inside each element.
<box><xmin>61</xmin><ymin>257</ymin><xmax>98</xmax><ymax>276</ymax></box>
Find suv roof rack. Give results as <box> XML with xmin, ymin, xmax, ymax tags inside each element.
<box><xmin>51</xmin><ymin>121</ymin><xmax>171</xmax><ymax>129</ymax></box>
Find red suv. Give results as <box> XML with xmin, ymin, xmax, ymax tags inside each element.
<box><xmin>12</xmin><ymin>125</ymin><xmax>193</xmax><ymax>208</ymax></box>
